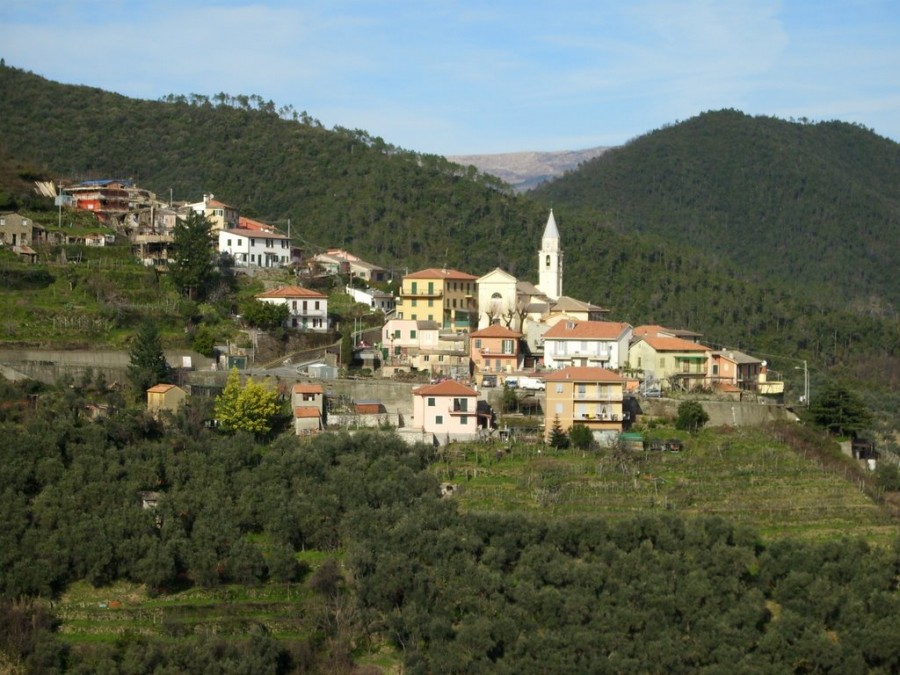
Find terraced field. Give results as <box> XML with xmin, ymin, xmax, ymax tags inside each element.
<box><xmin>56</xmin><ymin>582</ymin><xmax>310</xmax><ymax>644</ymax></box>
<box><xmin>432</xmin><ymin>426</ymin><xmax>897</xmax><ymax>544</ymax></box>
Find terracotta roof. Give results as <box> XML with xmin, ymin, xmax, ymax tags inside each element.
<box><xmin>633</xmin><ymin>324</ymin><xmax>703</xmax><ymax>338</ymax></box>
<box><xmin>403</xmin><ymin>267</ymin><xmax>478</xmax><ymax>281</ymax></box>
<box><xmin>292</xmin><ymin>383</ymin><xmax>324</xmax><ymax>394</ymax></box>
<box><xmin>413</xmin><ymin>380</ymin><xmax>478</xmax><ymax>397</ymax></box>
<box><xmin>469</xmin><ymin>324</ymin><xmax>522</xmax><ymax>338</ymax></box>
<box><xmin>222</xmin><ymin>228</ymin><xmax>288</xmax><ymax>239</ymax></box>
<box><xmin>543</xmin><ymin>367</ymin><xmax>626</xmax><ymax>383</ymax></box>
<box><xmin>641</xmin><ymin>337</ymin><xmax>708</xmax><ymax>352</ymax></box>
<box><xmin>543</xmin><ymin>320</ymin><xmax>630</xmax><ymax>340</ymax></box>
<box><xmin>147</xmin><ymin>383</ymin><xmax>177</xmax><ymax>394</ymax></box>
<box><xmin>207</xmin><ymin>199</ymin><xmax>234</xmax><ymax>208</ymax></box>
<box><xmin>294</xmin><ymin>406</ymin><xmax>321</xmax><ymax>418</ymax></box>
<box><xmin>238</xmin><ymin>216</ymin><xmax>278</xmax><ymax>232</ymax></box>
<box><xmin>256</xmin><ymin>285</ymin><xmax>326</xmax><ymax>299</ymax></box>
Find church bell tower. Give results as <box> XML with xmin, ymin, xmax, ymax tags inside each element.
<box><xmin>537</xmin><ymin>209</ymin><xmax>563</xmax><ymax>300</ymax></box>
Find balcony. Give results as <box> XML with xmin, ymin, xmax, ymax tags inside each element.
<box><xmin>574</xmin><ymin>413</ymin><xmax>620</xmax><ymax>422</ymax></box>
<box><xmin>574</xmin><ymin>391</ymin><xmax>623</xmax><ymax>401</ymax></box>
<box><xmin>402</xmin><ymin>289</ymin><xmax>444</xmax><ymax>299</ymax></box>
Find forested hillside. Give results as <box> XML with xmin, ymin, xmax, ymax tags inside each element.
<box><xmin>1</xmin><ymin>379</ymin><xmax>897</xmax><ymax>672</ymax></box>
<box><xmin>0</xmin><ymin>62</ymin><xmax>541</xmax><ymax>277</ymax></box>
<box><xmin>1</xmin><ymin>64</ymin><xmax>898</xmax><ymax>419</ymax></box>
<box><xmin>533</xmin><ymin>109</ymin><xmax>900</xmax><ymax>318</ymax></box>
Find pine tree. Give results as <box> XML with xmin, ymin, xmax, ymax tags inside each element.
<box><xmin>171</xmin><ymin>211</ymin><xmax>217</xmax><ymax>300</ymax></box>
<box><xmin>809</xmin><ymin>380</ymin><xmax>872</xmax><ymax>438</ymax></box>
<box><xmin>549</xmin><ymin>415</ymin><xmax>569</xmax><ymax>449</ymax></box>
<box><xmin>127</xmin><ymin>321</ymin><xmax>170</xmax><ymax>398</ymax></box>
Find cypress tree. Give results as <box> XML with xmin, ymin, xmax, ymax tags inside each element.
<box><xmin>127</xmin><ymin>321</ymin><xmax>170</xmax><ymax>398</ymax></box>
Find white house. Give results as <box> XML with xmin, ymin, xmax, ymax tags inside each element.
<box><xmin>314</xmin><ymin>249</ymin><xmax>387</xmax><ymax>282</ymax></box>
<box><xmin>255</xmin><ymin>286</ymin><xmax>329</xmax><ymax>331</ymax></box>
<box><xmin>346</xmin><ymin>286</ymin><xmax>396</xmax><ymax>313</ymax></box>
<box><xmin>543</xmin><ymin>320</ymin><xmax>633</xmax><ymax>370</ymax></box>
<box><xmin>219</xmin><ymin>228</ymin><xmax>291</xmax><ymax>268</ymax></box>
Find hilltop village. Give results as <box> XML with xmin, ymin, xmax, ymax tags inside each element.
<box><xmin>3</xmin><ymin>178</ymin><xmax>787</xmax><ymax>445</ymax></box>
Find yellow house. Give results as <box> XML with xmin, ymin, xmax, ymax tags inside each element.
<box><xmin>544</xmin><ymin>367</ymin><xmax>627</xmax><ymax>444</ymax></box>
<box><xmin>629</xmin><ymin>336</ymin><xmax>708</xmax><ymax>391</ymax></box>
<box><xmin>397</xmin><ymin>268</ymin><xmax>478</xmax><ymax>332</ymax></box>
<box><xmin>146</xmin><ymin>383</ymin><xmax>187</xmax><ymax>418</ymax></box>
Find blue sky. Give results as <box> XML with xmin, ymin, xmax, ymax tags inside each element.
<box><xmin>2</xmin><ymin>1</ymin><xmax>898</xmax><ymax>155</ymax></box>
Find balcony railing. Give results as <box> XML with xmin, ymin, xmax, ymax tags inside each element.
<box><xmin>574</xmin><ymin>392</ymin><xmax>622</xmax><ymax>401</ymax></box>
<box><xmin>574</xmin><ymin>413</ymin><xmax>620</xmax><ymax>422</ymax></box>
<box><xmin>401</xmin><ymin>289</ymin><xmax>444</xmax><ymax>298</ymax></box>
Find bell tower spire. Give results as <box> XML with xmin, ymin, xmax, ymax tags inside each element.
<box><xmin>537</xmin><ymin>209</ymin><xmax>562</xmax><ymax>300</ymax></box>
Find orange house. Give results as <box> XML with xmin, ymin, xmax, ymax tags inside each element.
<box><xmin>469</xmin><ymin>324</ymin><xmax>522</xmax><ymax>377</ymax></box>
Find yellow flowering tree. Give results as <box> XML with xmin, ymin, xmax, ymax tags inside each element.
<box><xmin>215</xmin><ymin>368</ymin><xmax>281</xmax><ymax>436</ymax></box>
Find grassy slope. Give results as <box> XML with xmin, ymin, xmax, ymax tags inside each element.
<box><xmin>0</xmin><ymin>245</ymin><xmax>189</xmax><ymax>348</ymax></box>
<box><xmin>433</xmin><ymin>427</ymin><xmax>896</xmax><ymax>545</ymax></box>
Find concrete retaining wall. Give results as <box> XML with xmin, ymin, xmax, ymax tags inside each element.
<box><xmin>638</xmin><ymin>398</ymin><xmax>798</xmax><ymax>427</ymax></box>
<box><xmin>0</xmin><ymin>349</ymin><xmax>214</xmax><ymax>386</ymax></box>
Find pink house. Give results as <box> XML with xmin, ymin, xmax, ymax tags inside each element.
<box><xmin>411</xmin><ymin>380</ymin><xmax>479</xmax><ymax>437</ymax></box>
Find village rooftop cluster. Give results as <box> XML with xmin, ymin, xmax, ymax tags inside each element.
<box><xmin>2</xmin><ymin>179</ymin><xmax>786</xmax><ymax>445</ymax></box>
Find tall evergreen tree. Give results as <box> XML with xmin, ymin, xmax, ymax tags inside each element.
<box><xmin>809</xmin><ymin>380</ymin><xmax>872</xmax><ymax>438</ymax></box>
<box><xmin>171</xmin><ymin>211</ymin><xmax>216</xmax><ymax>300</ymax></box>
<box><xmin>549</xmin><ymin>415</ymin><xmax>569</xmax><ymax>449</ymax></box>
<box><xmin>127</xmin><ymin>321</ymin><xmax>170</xmax><ymax>397</ymax></box>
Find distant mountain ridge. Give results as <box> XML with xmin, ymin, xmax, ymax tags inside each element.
<box><xmin>447</xmin><ymin>147</ymin><xmax>612</xmax><ymax>192</ymax></box>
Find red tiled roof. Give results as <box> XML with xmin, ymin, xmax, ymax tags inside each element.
<box><xmin>238</xmin><ymin>216</ymin><xmax>278</xmax><ymax>232</ymax></box>
<box><xmin>256</xmin><ymin>285</ymin><xmax>326</xmax><ymax>299</ymax></box>
<box><xmin>641</xmin><ymin>337</ymin><xmax>708</xmax><ymax>352</ymax></box>
<box><xmin>413</xmin><ymin>380</ymin><xmax>478</xmax><ymax>397</ymax></box>
<box><xmin>469</xmin><ymin>324</ymin><xmax>522</xmax><ymax>338</ymax></box>
<box><xmin>292</xmin><ymin>383</ymin><xmax>324</xmax><ymax>394</ymax></box>
<box><xmin>544</xmin><ymin>320</ymin><xmax>630</xmax><ymax>340</ymax></box>
<box><xmin>147</xmin><ymin>383</ymin><xmax>177</xmax><ymax>394</ymax></box>
<box><xmin>543</xmin><ymin>367</ymin><xmax>626</xmax><ymax>383</ymax></box>
<box><xmin>633</xmin><ymin>325</ymin><xmax>703</xmax><ymax>338</ymax></box>
<box><xmin>294</xmin><ymin>406</ymin><xmax>321</xmax><ymax>418</ymax></box>
<box><xmin>403</xmin><ymin>268</ymin><xmax>478</xmax><ymax>281</ymax></box>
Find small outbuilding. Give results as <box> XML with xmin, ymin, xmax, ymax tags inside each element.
<box><xmin>146</xmin><ymin>383</ymin><xmax>187</xmax><ymax>418</ymax></box>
